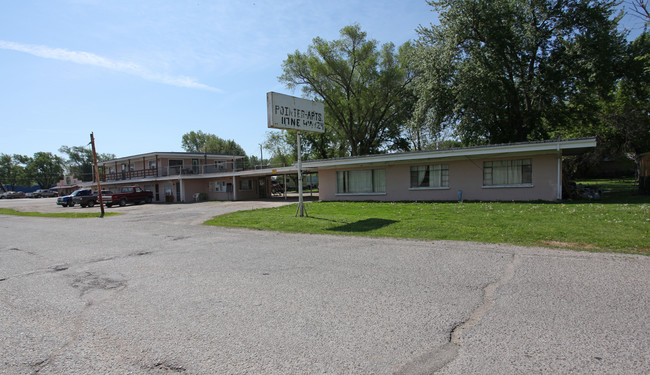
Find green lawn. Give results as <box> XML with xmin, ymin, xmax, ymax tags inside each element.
<box><xmin>0</xmin><ymin>208</ymin><xmax>119</xmax><ymax>218</ymax></box>
<box><xmin>205</xmin><ymin>179</ymin><xmax>649</xmax><ymax>255</ymax></box>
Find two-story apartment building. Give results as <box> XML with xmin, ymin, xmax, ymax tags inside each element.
<box><xmin>97</xmin><ymin>152</ymin><xmax>246</xmax><ymax>202</ymax></box>
<box><xmin>90</xmin><ymin>152</ymin><xmax>311</xmax><ymax>202</ymax></box>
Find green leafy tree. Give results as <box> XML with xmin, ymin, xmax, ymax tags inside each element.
<box><xmin>406</xmin><ymin>37</ymin><xmax>457</xmax><ymax>150</ymax></box>
<box><xmin>597</xmin><ymin>32</ymin><xmax>650</xmax><ymax>161</ymax></box>
<box><xmin>263</xmin><ymin>131</ymin><xmax>298</xmax><ymax>167</ymax></box>
<box><xmin>0</xmin><ymin>154</ymin><xmax>30</xmax><ymax>191</ymax></box>
<box><xmin>280</xmin><ymin>24</ymin><xmax>415</xmax><ymax>156</ymax></box>
<box><xmin>181</xmin><ymin>130</ymin><xmax>246</xmax><ymax>155</ymax></box>
<box><xmin>59</xmin><ymin>145</ymin><xmax>115</xmax><ymax>182</ymax></box>
<box><xmin>24</xmin><ymin>152</ymin><xmax>64</xmax><ymax>188</ymax></box>
<box><xmin>415</xmin><ymin>0</ymin><xmax>627</xmax><ymax>145</ymax></box>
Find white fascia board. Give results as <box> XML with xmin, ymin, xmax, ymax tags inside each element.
<box><xmin>305</xmin><ymin>138</ymin><xmax>596</xmax><ymax>169</ymax></box>
<box><xmin>231</xmin><ymin>165</ymin><xmax>317</xmax><ymax>178</ymax></box>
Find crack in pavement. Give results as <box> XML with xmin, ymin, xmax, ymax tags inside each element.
<box><xmin>30</xmin><ymin>272</ymin><xmax>128</xmax><ymax>374</ymax></box>
<box><xmin>1</xmin><ymin>250</ymin><xmax>152</xmax><ymax>282</ymax></box>
<box><xmin>397</xmin><ymin>253</ymin><xmax>522</xmax><ymax>374</ymax></box>
<box><xmin>2</xmin><ymin>247</ymin><xmax>54</xmax><ymax>262</ymax></box>
<box><xmin>30</xmin><ymin>299</ymin><xmax>94</xmax><ymax>375</ymax></box>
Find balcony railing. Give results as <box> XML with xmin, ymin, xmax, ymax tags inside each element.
<box><xmin>101</xmin><ymin>164</ymin><xmax>238</xmax><ymax>182</ymax></box>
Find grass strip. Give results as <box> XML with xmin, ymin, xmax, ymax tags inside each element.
<box><xmin>0</xmin><ymin>208</ymin><xmax>120</xmax><ymax>218</ymax></box>
<box><xmin>205</xmin><ymin>199</ymin><xmax>649</xmax><ymax>255</ymax></box>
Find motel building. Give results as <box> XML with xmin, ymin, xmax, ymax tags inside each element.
<box><xmin>79</xmin><ymin>138</ymin><xmax>596</xmax><ymax>203</ymax></box>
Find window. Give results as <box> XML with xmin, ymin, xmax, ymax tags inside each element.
<box><xmin>410</xmin><ymin>165</ymin><xmax>449</xmax><ymax>188</ymax></box>
<box><xmin>169</xmin><ymin>160</ymin><xmax>183</xmax><ymax>175</ymax></box>
<box><xmin>483</xmin><ymin>159</ymin><xmax>532</xmax><ymax>186</ymax></box>
<box><xmin>209</xmin><ymin>181</ymin><xmax>227</xmax><ymax>192</ymax></box>
<box><xmin>239</xmin><ymin>179</ymin><xmax>253</xmax><ymax>191</ymax></box>
<box><xmin>215</xmin><ymin>161</ymin><xmax>226</xmax><ymax>170</ymax></box>
<box><xmin>148</xmin><ymin>160</ymin><xmax>156</xmax><ymax>169</ymax></box>
<box><xmin>336</xmin><ymin>169</ymin><xmax>385</xmax><ymax>194</ymax></box>
<box><xmin>163</xmin><ymin>182</ymin><xmax>173</xmax><ymax>196</ymax></box>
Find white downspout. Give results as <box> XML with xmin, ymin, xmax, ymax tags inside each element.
<box><xmin>232</xmin><ymin>176</ymin><xmax>237</xmax><ymax>201</ymax></box>
<box><xmin>557</xmin><ymin>143</ymin><xmax>562</xmax><ymax>201</ymax></box>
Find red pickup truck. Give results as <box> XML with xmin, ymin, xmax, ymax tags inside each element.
<box><xmin>102</xmin><ymin>186</ymin><xmax>153</xmax><ymax>207</ymax></box>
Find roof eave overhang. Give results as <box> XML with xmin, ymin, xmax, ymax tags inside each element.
<box><xmin>99</xmin><ymin>152</ymin><xmax>246</xmax><ymax>166</ymax></box>
<box><xmin>305</xmin><ymin>138</ymin><xmax>597</xmax><ymax>170</ymax></box>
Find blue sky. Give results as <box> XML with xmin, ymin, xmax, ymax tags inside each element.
<box><xmin>0</xmin><ymin>1</ymin><xmax>646</xmax><ymax>160</ymax></box>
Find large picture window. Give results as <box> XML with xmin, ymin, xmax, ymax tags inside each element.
<box><xmin>209</xmin><ymin>181</ymin><xmax>227</xmax><ymax>192</ymax></box>
<box><xmin>239</xmin><ymin>179</ymin><xmax>253</xmax><ymax>191</ymax></box>
<box><xmin>410</xmin><ymin>165</ymin><xmax>449</xmax><ymax>188</ymax></box>
<box><xmin>483</xmin><ymin>159</ymin><xmax>532</xmax><ymax>186</ymax></box>
<box><xmin>336</xmin><ymin>169</ymin><xmax>385</xmax><ymax>194</ymax></box>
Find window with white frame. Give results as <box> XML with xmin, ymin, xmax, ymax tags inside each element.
<box><xmin>209</xmin><ymin>180</ymin><xmax>227</xmax><ymax>192</ymax></box>
<box><xmin>410</xmin><ymin>164</ymin><xmax>449</xmax><ymax>188</ymax></box>
<box><xmin>336</xmin><ymin>169</ymin><xmax>386</xmax><ymax>194</ymax></box>
<box><xmin>483</xmin><ymin>159</ymin><xmax>532</xmax><ymax>186</ymax></box>
<box><xmin>215</xmin><ymin>160</ymin><xmax>226</xmax><ymax>170</ymax></box>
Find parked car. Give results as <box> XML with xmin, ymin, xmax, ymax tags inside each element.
<box><xmin>0</xmin><ymin>191</ymin><xmax>12</xmax><ymax>199</ymax></box>
<box><xmin>103</xmin><ymin>186</ymin><xmax>153</xmax><ymax>207</ymax></box>
<box><xmin>57</xmin><ymin>189</ymin><xmax>93</xmax><ymax>207</ymax></box>
<box><xmin>4</xmin><ymin>191</ymin><xmax>26</xmax><ymax>199</ymax></box>
<box><xmin>271</xmin><ymin>182</ymin><xmax>284</xmax><ymax>195</ymax></box>
<box><xmin>73</xmin><ymin>190</ymin><xmax>113</xmax><ymax>208</ymax></box>
<box><xmin>29</xmin><ymin>189</ymin><xmax>58</xmax><ymax>198</ymax></box>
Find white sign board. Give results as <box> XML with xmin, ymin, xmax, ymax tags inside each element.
<box><xmin>267</xmin><ymin>92</ymin><xmax>325</xmax><ymax>134</ymax></box>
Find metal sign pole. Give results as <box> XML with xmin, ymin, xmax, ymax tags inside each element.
<box><xmin>267</xmin><ymin>92</ymin><xmax>323</xmax><ymax>217</ymax></box>
<box><xmin>90</xmin><ymin>133</ymin><xmax>105</xmax><ymax>218</ymax></box>
<box><xmin>295</xmin><ymin>131</ymin><xmax>307</xmax><ymax>217</ymax></box>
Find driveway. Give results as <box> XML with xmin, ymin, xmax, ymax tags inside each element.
<box><xmin>1</xmin><ymin>198</ymin><xmax>649</xmax><ymax>374</ymax></box>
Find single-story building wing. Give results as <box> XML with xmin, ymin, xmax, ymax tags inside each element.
<box><xmin>304</xmin><ymin>138</ymin><xmax>596</xmax><ymax>202</ymax></box>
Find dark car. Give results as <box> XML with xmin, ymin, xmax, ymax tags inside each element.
<box><xmin>4</xmin><ymin>191</ymin><xmax>26</xmax><ymax>199</ymax></box>
<box><xmin>33</xmin><ymin>189</ymin><xmax>58</xmax><ymax>198</ymax></box>
<box><xmin>57</xmin><ymin>189</ymin><xmax>92</xmax><ymax>207</ymax></box>
<box><xmin>73</xmin><ymin>190</ymin><xmax>113</xmax><ymax>208</ymax></box>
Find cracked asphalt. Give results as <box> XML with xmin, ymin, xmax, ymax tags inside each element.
<box><xmin>1</xmin><ymin>198</ymin><xmax>649</xmax><ymax>374</ymax></box>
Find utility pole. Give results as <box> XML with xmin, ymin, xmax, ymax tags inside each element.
<box><xmin>260</xmin><ymin>144</ymin><xmax>264</xmax><ymax>169</ymax></box>
<box><xmin>90</xmin><ymin>133</ymin><xmax>105</xmax><ymax>218</ymax></box>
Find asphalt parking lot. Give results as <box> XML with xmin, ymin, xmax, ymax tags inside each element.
<box><xmin>1</xmin><ymin>198</ymin><xmax>649</xmax><ymax>374</ymax></box>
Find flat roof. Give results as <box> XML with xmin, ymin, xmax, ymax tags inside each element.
<box><xmin>303</xmin><ymin>138</ymin><xmax>596</xmax><ymax>169</ymax></box>
<box><xmin>99</xmin><ymin>152</ymin><xmax>246</xmax><ymax>165</ymax></box>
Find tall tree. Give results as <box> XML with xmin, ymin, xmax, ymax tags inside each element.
<box><xmin>24</xmin><ymin>152</ymin><xmax>64</xmax><ymax>188</ymax></box>
<box><xmin>263</xmin><ymin>131</ymin><xmax>295</xmax><ymax>167</ymax></box>
<box><xmin>629</xmin><ymin>0</ymin><xmax>650</xmax><ymax>25</ymax></box>
<box><xmin>181</xmin><ymin>130</ymin><xmax>246</xmax><ymax>155</ymax></box>
<box><xmin>415</xmin><ymin>0</ymin><xmax>627</xmax><ymax>145</ymax></box>
<box><xmin>0</xmin><ymin>154</ymin><xmax>30</xmax><ymax>191</ymax></box>
<box><xmin>280</xmin><ymin>24</ymin><xmax>414</xmax><ymax>156</ymax></box>
<box><xmin>596</xmin><ymin>32</ymin><xmax>650</xmax><ymax>161</ymax></box>
<box><xmin>59</xmin><ymin>145</ymin><xmax>115</xmax><ymax>182</ymax></box>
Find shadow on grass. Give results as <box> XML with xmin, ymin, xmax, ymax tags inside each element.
<box><xmin>563</xmin><ymin>192</ymin><xmax>650</xmax><ymax>205</ymax></box>
<box><xmin>327</xmin><ymin>218</ymin><xmax>399</xmax><ymax>233</ymax></box>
